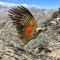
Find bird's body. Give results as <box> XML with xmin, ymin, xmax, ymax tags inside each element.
<box><xmin>8</xmin><ymin>6</ymin><xmax>44</xmax><ymax>45</ymax></box>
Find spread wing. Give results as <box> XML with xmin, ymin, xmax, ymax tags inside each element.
<box><xmin>8</xmin><ymin>6</ymin><xmax>37</xmax><ymax>44</ymax></box>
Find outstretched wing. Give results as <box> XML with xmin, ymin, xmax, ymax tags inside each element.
<box><xmin>8</xmin><ymin>6</ymin><xmax>37</xmax><ymax>44</ymax></box>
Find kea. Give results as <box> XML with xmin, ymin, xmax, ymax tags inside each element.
<box><xmin>8</xmin><ymin>6</ymin><xmax>45</xmax><ymax>45</ymax></box>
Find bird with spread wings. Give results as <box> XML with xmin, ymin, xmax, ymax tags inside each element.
<box><xmin>8</xmin><ymin>6</ymin><xmax>45</xmax><ymax>45</ymax></box>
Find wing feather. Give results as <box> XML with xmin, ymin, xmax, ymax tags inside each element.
<box><xmin>8</xmin><ymin>6</ymin><xmax>37</xmax><ymax>44</ymax></box>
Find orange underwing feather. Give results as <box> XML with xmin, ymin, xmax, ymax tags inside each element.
<box><xmin>8</xmin><ymin>6</ymin><xmax>37</xmax><ymax>44</ymax></box>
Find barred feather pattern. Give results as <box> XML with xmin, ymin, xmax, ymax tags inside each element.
<box><xmin>8</xmin><ymin>6</ymin><xmax>37</xmax><ymax>44</ymax></box>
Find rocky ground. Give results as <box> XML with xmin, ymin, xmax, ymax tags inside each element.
<box><xmin>0</xmin><ymin>9</ymin><xmax>60</xmax><ymax>60</ymax></box>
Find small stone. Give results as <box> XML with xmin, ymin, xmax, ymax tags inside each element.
<box><xmin>34</xmin><ymin>48</ymin><xmax>39</xmax><ymax>54</ymax></box>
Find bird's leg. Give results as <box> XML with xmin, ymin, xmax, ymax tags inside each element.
<box><xmin>20</xmin><ymin>38</ymin><xmax>27</xmax><ymax>45</ymax></box>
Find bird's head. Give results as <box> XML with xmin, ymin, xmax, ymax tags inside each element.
<box><xmin>33</xmin><ymin>27</ymin><xmax>45</xmax><ymax>38</ymax></box>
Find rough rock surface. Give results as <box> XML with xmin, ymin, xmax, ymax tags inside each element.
<box><xmin>0</xmin><ymin>9</ymin><xmax>60</xmax><ymax>60</ymax></box>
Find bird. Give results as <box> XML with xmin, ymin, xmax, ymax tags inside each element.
<box><xmin>8</xmin><ymin>6</ymin><xmax>45</xmax><ymax>45</ymax></box>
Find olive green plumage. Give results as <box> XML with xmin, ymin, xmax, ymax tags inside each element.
<box><xmin>8</xmin><ymin>6</ymin><xmax>34</xmax><ymax>37</ymax></box>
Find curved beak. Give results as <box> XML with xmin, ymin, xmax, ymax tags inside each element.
<box><xmin>36</xmin><ymin>27</ymin><xmax>46</xmax><ymax>35</ymax></box>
